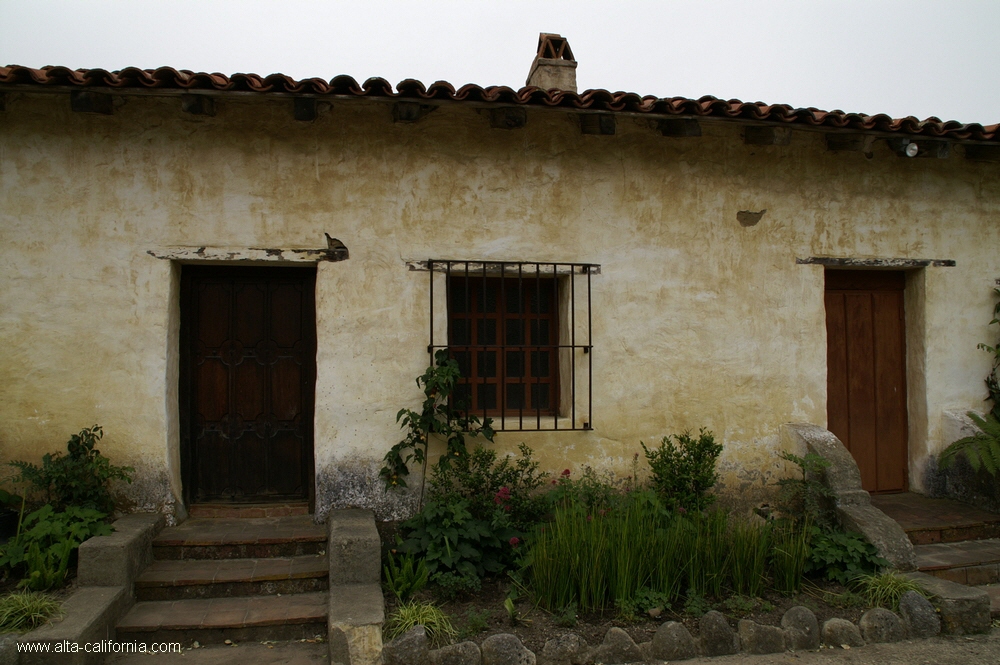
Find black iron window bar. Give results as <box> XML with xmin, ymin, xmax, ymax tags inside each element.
<box><xmin>427</xmin><ymin>260</ymin><xmax>596</xmax><ymax>431</ymax></box>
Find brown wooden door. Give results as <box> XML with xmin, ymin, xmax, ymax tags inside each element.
<box><xmin>825</xmin><ymin>270</ymin><xmax>908</xmax><ymax>493</ymax></box>
<box><xmin>180</xmin><ymin>266</ymin><xmax>316</xmax><ymax>504</ymax></box>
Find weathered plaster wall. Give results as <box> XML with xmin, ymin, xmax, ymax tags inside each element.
<box><xmin>1</xmin><ymin>92</ymin><xmax>997</xmax><ymax>519</ymax></box>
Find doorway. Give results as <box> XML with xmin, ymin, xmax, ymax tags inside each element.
<box><xmin>180</xmin><ymin>265</ymin><xmax>317</xmax><ymax>505</ymax></box>
<box><xmin>825</xmin><ymin>270</ymin><xmax>908</xmax><ymax>493</ymax></box>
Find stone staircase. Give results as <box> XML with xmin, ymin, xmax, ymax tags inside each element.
<box><xmin>872</xmin><ymin>492</ymin><xmax>1000</xmax><ymax>617</ymax></box>
<box><xmin>115</xmin><ymin>515</ymin><xmax>329</xmax><ymax>645</ymax></box>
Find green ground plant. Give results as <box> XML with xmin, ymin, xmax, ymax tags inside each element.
<box><xmin>0</xmin><ymin>591</ymin><xmax>62</xmax><ymax>632</ymax></box>
<box><xmin>0</xmin><ymin>504</ymin><xmax>112</xmax><ymax>590</ymax></box>
<box><xmin>9</xmin><ymin>426</ymin><xmax>133</xmax><ymax>513</ymax></box>
<box><xmin>939</xmin><ymin>411</ymin><xmax>1000</xmax><ymax>476</ymax></box>
<box><xmin>642</xmin><ymin>429</ymin><xmax>722</xmax><ymax>512</ymax></box>
<box><xmin>383</xmin><ymin>550</ymin><xmax>429</xmax><ymax>602</ymax></box>
<box><xmin>850</xmin><ymin>572</ymin><xmax>927</xmax><ymax>610</ymax></box>
<box><xmin>383</xmin><ymin>601</ymin><xmax>457</xmax><ymax>647</ymax></box>
<box><xmin>804</xmin><ymin>527</ymin><xmax>889</xmax><ymax>585</ymax></box>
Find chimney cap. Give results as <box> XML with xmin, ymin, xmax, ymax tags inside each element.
<box><xmin>536</xmin><ymin>33</ymin><xmax>575</xmax><ymax>61</ymax></box>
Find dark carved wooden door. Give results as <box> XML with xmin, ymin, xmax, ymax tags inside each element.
<box><xmin>180</xmin><ymin>266</ymin><xmax>316</xmax><ymax>504</ymax></box>
<box><xmin>825</xmin><ymin>270</ymin><xmax>908</xmax><ymax>493</ymax></box>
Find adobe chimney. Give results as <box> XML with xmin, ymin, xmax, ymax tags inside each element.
<box><xmin>526</xmin><ymin>33</ymin><xmax>577</xmax><ymax>93</ymax></box>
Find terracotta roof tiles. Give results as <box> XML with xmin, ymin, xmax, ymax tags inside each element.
<box><xmin>1</xmin><ymin>65</ymin><xmax>996</xmax><ymax>142</ymax></box>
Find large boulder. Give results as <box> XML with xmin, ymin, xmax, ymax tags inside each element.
<box><xmin>821</xmin><ymin>618</ymin><xmax>865</xmax><ymax>648</ymax></box>
<box><xmin>590</xmin><ymin>627</ymin><xmax>642</xmax><ymax>664</ymax></box>
<box><xmin>430</xmin><ymin>641</ymin><xmax>482</xmax><ymax>665</ymax></box>
<box><xmin>539</xmin><ymin>633</ymin><xmax>589</xmax><ymax>665</ymax></box>
<box><xmin>698</xmin><ymin>611</ymin><xmax>738</xmax><ymax>656</ymax></box>
<box><xmin>481</xmin><ymin>634</ymin><xmax>535</xmax><ymax>665</ymax></box>
<box><xmin>737</xmin><ymin>620</ymin><xmax>785</xmax><ymax>654</ymax></box>
<box><xmin>781</xmin><ymin>606</ymin><xmax>820</xmax><ymax>651</ymax></box>
<box><xmin>858</xmin><ymin>608</ymin><xmax>906</xmax><ymax>643</ymax></box>
<box><xmin>898</xmin><ymin>590</ymin><xmax>941</xmax><ymax>638</ymax></box>
<box><xmin>383</xmin><ymin>625</ymin><xmax>430</xmax><ymax>665</ymax></box>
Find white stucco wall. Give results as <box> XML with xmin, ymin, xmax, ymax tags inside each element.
<box><xmin>1</xmin><ymin>91</ymin><xmax>997</xmax><ymax>519</ymax></box>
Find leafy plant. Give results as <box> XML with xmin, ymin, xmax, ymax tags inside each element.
<box><xmin>380</xmin><ymin>351</ymin><xmax>495</xmax><ymax>503</ymax></box>
<box><xmin>431</xmin><ymin>571</ymin><xmax>481</xmax><ymax>601</ymax></box>
<box><xmin>8</xmin><ymin>426</ymin><xmax>133</xmax><ymax>513</ymax></box>
<box><xmin>642</xmin><ymin>429</ymin><xmax>722</xmax><ymax>512</ymax></box>
<box><xmin>0</xmin><ymin>505</ymin><xmax>112</xmax><ymax>590</ymax></box>
<box><xmin>555</xmin><ymin>602</ymin><xmax>578</xmax><ymax>628</ymax></box>
<box><xmin>939</xmin><ymin>411</ymin><xmax>1000</xmax><ymax>476</ymax></box>
<box><xmin>976</xmin><ymin>286</ymin><xmax>1000</xmax><ymax>419</ymax></box>
<box><xmin>503</xmin><ymin>596</ymin><xmax>531</xmax><ymax>626</ymax></box>
<box><xmin>383</xmin><ymin>600</ymin><xmax>457</xmax><ymax>647</ymax></box>
<box><xmin>0</xmin><ymin>591</ymin><xmax>62</xmax><ymax>632</ymax></box>
<box><xmin>775</xmin><ymin>452</ymin><xmax>837</xmax><ymax>529</ymax></box>
<box><xmin>850</xmin><ymin>572</ymin><xmax>927</xmax><ymax>610</ymax></box>
<box><xmin>683</xmin><ymin>593</ymin><xmax>712</xmax><ymax>617</ymax></box>
<box><xmin>804</xmin><ymin>527</ymin><xmax>889</xmax><ymax>585</ymax></box>
<box><xmin>721</xmin><ymin>594</ymin><xmax>774</xmax><ymax>617</ymax></box>
<box><xmin>400</xmin><ymin>498</ymin><xmax>517</xmax><ymax>583</ymax></box>
<box><xmin>429</xmin><ymin>443</ymin><xmax>548</xmax><ymax>533</ymax></box>
<box><xmin>383</xmin><ymin>550</ymin><xmax>429</xmax><ymax>602</ymax></box>
<box><xmin>458</xmin><ymin>608</ymin><xmax>491</xmax><ymax>638</ymax></box>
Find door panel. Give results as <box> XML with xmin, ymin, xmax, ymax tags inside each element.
<box><xmin>181</xmin><ymin>266</ymin><xmax>316</xmax><ymax>504</ymax></box>
<box><xmin>825</xmin><ymin>270</ymin><xmax>908</xmax><ymax>493</ymax></box>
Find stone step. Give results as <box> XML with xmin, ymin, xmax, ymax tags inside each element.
<box><xmin>153</xmin><ymin>516</ymin><xmax>326</xmax><ymax>560</ymax></box>
<box><xmin>105</xmin><ymin>639</ymin><xmax>329</xmax><ymax>664</ymax></box>
<box><xmin>915</xmin><ymin>537</ymin><xmax>1000</xmax><ymax>585</ymax></box>
<box><xmin>871</xmin><ymin>492</ymin><xmax>1000</xmax><ymax>545</ymax></box>
<box><xmin>135</xmin><ymin>554</ymin><xmax>328</xmax><ymax>601</ymax></box>
<box><xmin>188</xmin><ymin>503</ymin><xmax>310</xmax><ymax>518</ymax></box>
<box><xmin>115</xmin><ymin>592</ymin><xmax>328</xmax><ymax>646</ymax></box>
<box><xmin>977</xmin><ymin>584</ymin><xmax>1000</xmax><ymax>618</ymax></box>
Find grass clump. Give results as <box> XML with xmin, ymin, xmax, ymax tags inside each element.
<box><xmin>850</xmin><ymin>572</ymin><xmax>927</xmax><ymax>610</ymax></box>
<box><xmin>0</xmin><ymin>591</ymin><xmax>62</xmax><ymax>632</ymax></box>
<box><xmin>383</xmin><ymin>601</ymin><xmax>457</xmax><ymax>647</ymax></box>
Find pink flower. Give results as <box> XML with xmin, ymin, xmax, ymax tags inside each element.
<box><xmin>598</xmin><ymin>508</ymin><xmax>607</xmax><ymax>517</ymax></box>
<box><xmin>586</xmin><ymin>514</ymin><xmax>592</xmax><ymax>522</ymax></box>
<box><xmin>509</xmin><ymin>537</ymin><xmax>520</xmax><ymax>548</ymax></box>
<box><xmin>677</xmin><ymin>506</ymin><xmax>687</xmax><ymax>515</ymax></box>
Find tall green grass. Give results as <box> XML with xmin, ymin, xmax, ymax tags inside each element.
<box><xmin>528</xmin><ymin>493</ymin><xmax>809</xmax><ymax>612</ymax></box>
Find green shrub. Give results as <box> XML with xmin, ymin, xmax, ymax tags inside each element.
<box><xmin>429</xmin><ymin>443</ymin><xmax>548</xmax><ymax>534</ymax></box>
<box><xmin>383</xmin><ymin>601</ymin><xmax>456</xmax><ymax>647</ymax></box>
<box><xmin>0</xmin><ymin>591</ymin><xmax>62</xmax><ymax>632</ymax></box>
<box><xmin>383</xmin><ymin>551</ymin><xmax>429</xmax><ymax>602</ymax></box>
<box><xmin>9</xmin><ymin>426</ymin><xmax>133</xmax><ymax>513</ymax></box>
<box><xmin>805</xmin><ymin>527</ymin><xmax>889</xmax><ymax>585</ymax></box>
<box><xmin>0</xmin><ymin>504</ymin><xmax>112</xmax><ymax>590</ymax></box>
<box><xmin>380</xmin><ymin>351</ymin><xmax>494</xmax><ymax>497</ymax></box>
<box><xmin>431</xmin><ymin>571</ymin><xmax>482</xmax><ymax>601</ymax></box>
<box><xmin>399</xmin><ymin>499</ymin><xmax>516</xmax><ymax>581</ymax></box>
<box><xmin>641</xmin><ymin>429</ymin><xmax>722</xmax><ymax>512</ymax></box>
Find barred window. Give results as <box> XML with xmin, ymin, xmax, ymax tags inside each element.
<box><xmin>424</xmin><ymin>260</ymin><xmax>597</xmax><ymax>431</ymax></box>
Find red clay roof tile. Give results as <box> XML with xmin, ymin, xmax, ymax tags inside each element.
<box><xmin>1</xmin><ymin>65</ymin><xmax>996</xmax><ymax>142</ymax></box>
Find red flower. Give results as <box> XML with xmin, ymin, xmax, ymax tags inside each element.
<box><xmin>509</xmin><ymin>536</ymin><xmax>520</xmax><ymax>548</ymax></box>
<box><xmin>561</xmin><ymin>469</ymin><xmax>571</xmax><ymax>476</ymax></box>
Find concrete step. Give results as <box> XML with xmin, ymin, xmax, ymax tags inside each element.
<box><xmin>915</xmin><ymin>537</ymin><xmax>1000</xmax><ymax>585</ymax></box>
<box><xmin>115</xmin><ymin>592</ymin><xmax>328</xmax><ymax>646</ymax></box>
<box><xmin>153</xmin><ymin>516</ymin><xmax>325</xmax><ymax>560</ymax></box>
<box><xmin>976</xmin><ymin>584</ymin><xmax>1000</xmax><ymax>618</ymax></box>
<box><xmin>135</xmin><ymin>554</ymin><xmax>328</xmax><ymax>600</ymax></box>
<box><xmin>871</xmin><ymin>492</ymin><xmax>1000</xmax><ymax>545</ymax></box>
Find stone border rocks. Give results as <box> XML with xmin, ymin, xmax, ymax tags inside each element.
<box><xmin>903</xmin><ymin>571</ymin><xmax>990</xmax><ymax>635</ymax></box>
<box><xmin>381</xmin><ymin>603</ymin><xmax>964</xmax><ymax>665</ymax></box>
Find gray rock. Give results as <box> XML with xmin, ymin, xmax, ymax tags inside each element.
<box><xmin>540</xmin><ymin>633</ymin><xmax>589</xmax><ymax>665</ymax></box>
<box><xmin>903</xmin><ymin>572</ymin><xmax>991</xmax><ymax>635</ymax></box>
<box><xmin>383</xmin><ymin>625</ymin><xmax>430</xmax><ymax>665</ymax></box>
<box><xmin>590</xmin><ymin>627</ymin><xmax>642</xmax><ymax>664</ymax></box>
<box><xmin>431</xmin><ymin>640</ymin><xmax>482</xmax><ymax>665</ymax></box>
<box><xmin>899</xmin><ymin>590</ymin><xmax>941</xmax><ymax>638</ymax></box>
<box><xmin>821</xmin><ymin>618</ymin><xmax>865</xmax><ymax>647</ymax></box>
<box><xmin>648</xmin><ymin>621</ymin><xmax>697</xmax><ymax>661</ymax></box>
<box><xmin>737</xmin><ymin>620</ymin><xmax>786</xmax><ymax>655</ymax></box>
<box><xmin>481</xmin><ymin>633</ymin><xmax>535</xmax><ymax>665</ymax></box>
<box><xmin>637</xmin><ymin>640</ymin><xmax>651</xmax><ymax>662</ymax></box>
<box><xmin>781</xmin><ymin>606</ymin><xmax>820</xmax><ymax>651</ymax></box>
<box><xmin>0</xmin><ymin>634</ymin><xmax>19</xmax><ymax>665</ymax></box>
<box><xmin>698</xmin><ymin>611</ymin><xmax>738</xmax><ymax>656</ymax></box>
<box><xmin>859</xmin><ymin>607</ymin><xmax>906</xmax><ymax>643</ymax></box>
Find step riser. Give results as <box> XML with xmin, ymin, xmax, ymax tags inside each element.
<box><xmin>116</xmin><ymin>622</ymin><xmax>327</xmax><ymax>647</ymax></box>
<box><xmin>922</xmin><ymin>562</ymin><xmax>1000</xmax><ymax>586</ymax></box>
<box><xmin>154</xmin><ymin>542</ymin><xmax>324</xmax><ymax>560</ymax></box>
<box><xmin>137</xmin><ymin>577</ymin><xmax>328</xmax><ymax>601</ymax></box>
<box><xmin>908</xmin><ymin>524</ymin><xmax>1000</xmax><ymax>545</ymax></box>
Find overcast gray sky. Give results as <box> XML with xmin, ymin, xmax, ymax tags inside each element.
<box><xmin>2</xmin><ymin>0</ymin><xmax>997</xmax><ymax>125</ymax></box>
